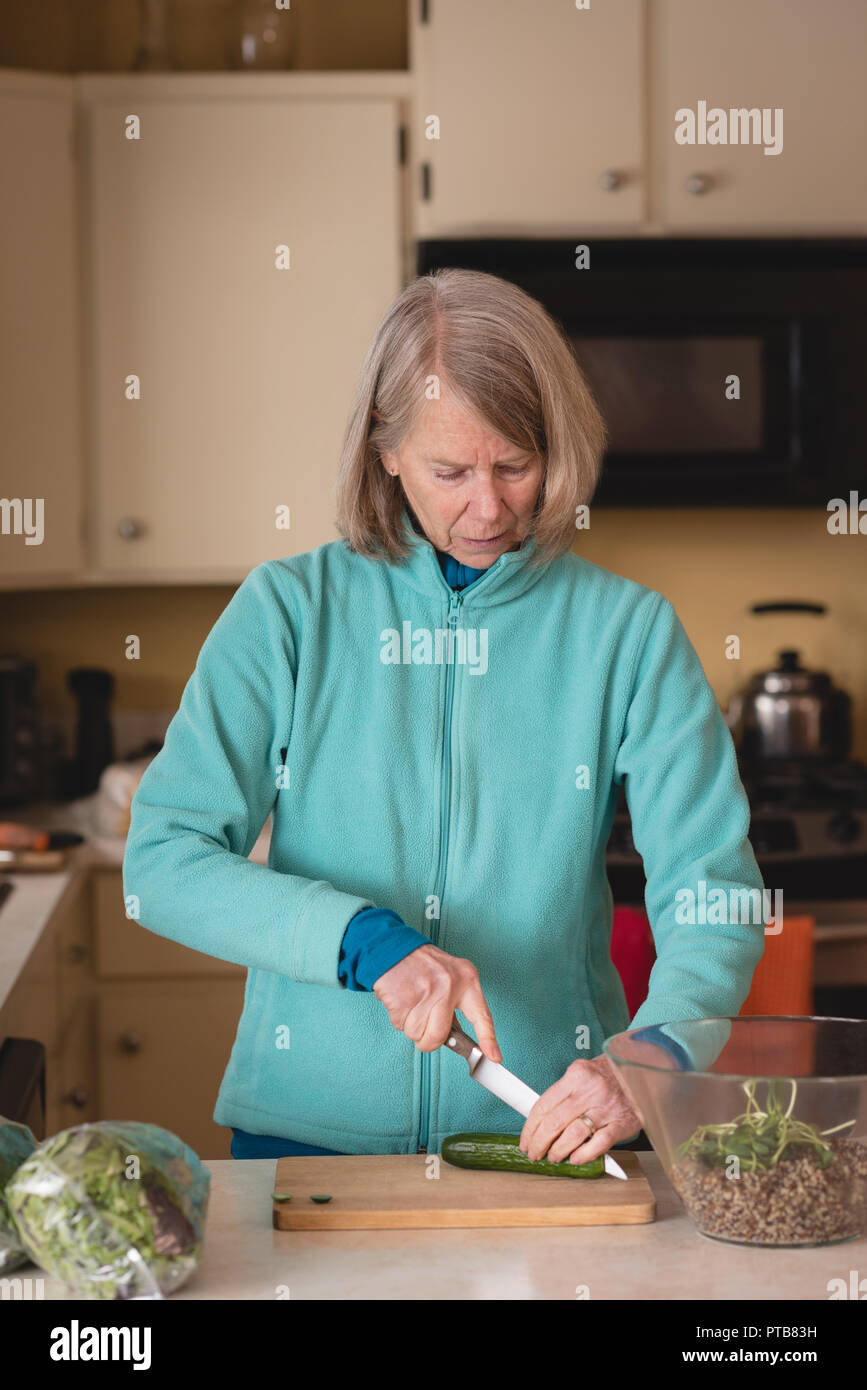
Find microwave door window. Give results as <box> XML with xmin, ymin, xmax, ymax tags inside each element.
<box><xmin>570</xmin><ymin>337</ymin><xmax>763</xmax><ymax>454</ymax></box>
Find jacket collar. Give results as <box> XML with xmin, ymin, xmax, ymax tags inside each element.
<box><xmin>388</xmin><ymin>507</ymin><xmax>549</xmax><ymax>607</ymax></box>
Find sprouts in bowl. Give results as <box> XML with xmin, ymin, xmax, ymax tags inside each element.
<box><xmin>603</xmin><ymin>1017</ymin><xmax>867</xmax><ymax>1247</ymax></box>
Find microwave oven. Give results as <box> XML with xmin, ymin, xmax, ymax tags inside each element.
<box><xmin>416</xmin><ymin>238</ymin><xmax>867</xmax><ymax>507</ymax></box>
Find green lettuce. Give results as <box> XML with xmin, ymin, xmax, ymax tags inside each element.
<box><xmin>0</xmin><ymin>1115</ymin><xmax>37</xmax><ymax>1272</ymax></box>
<box><xmin>5</xmin><ymin>1121</ymin><xmax>210</xmax><ymax>1299</ymax></box>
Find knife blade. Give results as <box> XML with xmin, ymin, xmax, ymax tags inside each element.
<box><xmin>445</xmin><ymin>1020</ymin><xmax>629</xmax><ymax>1180</ymax></box>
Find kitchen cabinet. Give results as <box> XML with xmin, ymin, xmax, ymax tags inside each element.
<box><xmin>410</xmin><ymin>0</ymin><xmax>646</xmax><ymax>236</ymax></box>
<box><xmin>96</xmin><ymin>979</ymin><xmax>245</xmax><ymax>1160</ymax></box>
<box><xmin>57</xmin><ymin>1000</ymin><xmax>97</xmax><ymax>1128</ymax></box>
<box><xmin>653</xmin><ymin>0</ymin><xmax>867</xmax><ymax>231</ymax></box>
<box><xmin>0</xmin><ymin>73</ymin><xmax>84</xmax><ymax>586</ymax></box>
<box><xmin>411</xmin><ymin>0</ymin><xmax>867</xmax><ymax>237</ymax></box>
<box><xmin>92</xmin><ymin>868</ymin><xmax>244</xmax><ymax>980</ymax></box>
<box><xmin>0</xmin><ymin>908</ymin><xmax>60</xmax><ymax>1057</ymax></box>
<box><xmin>0</xmin><ymin>881</ymin><xmax>64</xmax><ymax>1137</ymax></box>
<box><xmin>0</xmin><ymin>872</ymin><xmax>96</xmax><ymax>1135</ymax></box>
<box><xmin>0</xmin><ymin>72</ymin><xmax>408</xmax><ymax>589</ymax></box>
<box><xmin>92</xmin><ymin>867</ymin><xmax>245</xmax><ymax>1158</ymax></box>
<box><xmin>56</xmin><ymin>866</ymin><xmax>93</xmax><ymax>1027</ymax></box>
<box><xmin>0</xmin><ymin>864</ymin><xmax>245</xmax><ymax>1155</ymax></box>
<box><xmin>84</xmin><ymin>78</ymin><xmax>405</xmax><ymax>579</ymax></box>
<box><xmin>0</xmin><ymin>874</ymin><xmax>96</xmax><ymax>1133</ymax></box>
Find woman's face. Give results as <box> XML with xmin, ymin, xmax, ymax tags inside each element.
<box><xmin>381</xmin><ymin>392</ymin><xmax>544</xmax><ymax>569</ymax></box>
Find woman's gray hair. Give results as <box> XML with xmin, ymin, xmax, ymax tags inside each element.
<box><xmin>335</xmin><ymin>267</ymin><xmax>606</xmax><ymax>567</ymax></box>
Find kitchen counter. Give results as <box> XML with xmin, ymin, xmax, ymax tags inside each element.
<box><xmin>0</xmin><ymin>797</ymin><xmax>270</xmax><ymax>1014</ymax></box>
<box><xmin>28</xmin><ymin>1154</ymin><xmax>866</xmax><ymax>1301</ymax></box>
<box><xmin>0</xmin><ymin>825</ymin><xmax>124</xmax><ymax>1016</ymax></box>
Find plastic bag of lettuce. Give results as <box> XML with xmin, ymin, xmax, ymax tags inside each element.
<box><xmin>5</xmin><ymin>1120</ymin><xmax>210</xmax><ymax>1299</ymax></box>
<box><xmin>0</xmin><ymin>1115</ymin><xmax>37</xmax><ymax>1271</ymax></box>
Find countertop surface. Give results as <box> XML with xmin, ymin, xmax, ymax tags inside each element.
<box><xmin>26</xmin><ymin>1154</ymin><xmax>867</xmax><ymax>1301</ymax></box>
<box><xmin>0</xmin><ymin>808</ymin><xmax>125</xmax><ymax>1015</ymax></box>
<box><xmin>0</xmin><ymin>796</ymin><xmax>270</xmax><ymax>1013</ymax></box>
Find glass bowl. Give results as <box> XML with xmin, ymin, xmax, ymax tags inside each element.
<box><xmin>603</xmin><ymin>1016</ymin><xmax>867</xmax><ymax>1247</ymax></box>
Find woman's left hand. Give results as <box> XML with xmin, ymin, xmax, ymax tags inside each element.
<box><xmin>518</xmin><ymin>1054</ymin><xmax>642</xmax><ymax>1164</ymax></box>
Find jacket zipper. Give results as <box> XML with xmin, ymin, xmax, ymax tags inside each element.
<box><xmin>418</xmin><ymin>588</ymin><xmax>463</xmax><ymax>1152</ymax></box>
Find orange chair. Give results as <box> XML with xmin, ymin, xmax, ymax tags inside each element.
<box><xmin>739</xmin><ymin>914</ymin><xmax>815</xmax><ymax>1017</ymax></box>
<box><xmin>733</xmin><ymin>914</ymin><xmax>816</xmax><ymax>1072</ymax></box>
<box><xmin>611</xmin><ymin>907</ymin><xmax>817</xmax><ymax>1070</ymax></box>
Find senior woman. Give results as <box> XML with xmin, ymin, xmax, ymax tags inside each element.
<box><xmin>123</xmin><ymin>267</ymin><xmax>766</xmax><ymax>1166</ymax></box>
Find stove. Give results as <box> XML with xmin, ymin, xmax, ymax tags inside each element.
<box><xmin>606</xmin><ymin>757</ymin><xmax>867</xmax><ymax>898</ymax></box>
<box><xmin>606</xmin><ymin>757</ymin><xmax>867</xmax><ymax>1012</ymax></box>
<box><xmin>739</xmin><ymin>758</ymin><xmax>867</xmax><ymax>861</ymax></box>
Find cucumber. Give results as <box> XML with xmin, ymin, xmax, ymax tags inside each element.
<box><xmin>441</xmin><ymin>1132</ymin><xmax>605</xmax><ymax>1178</ymax></box>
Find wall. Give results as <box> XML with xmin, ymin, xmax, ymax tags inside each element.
<box><xmin>579</xmin><ymin>508</ymin><xmax>867</xmax><ymax>761</ymax></box>
<box><xmin>2</xmin><ymin>506</ymin><xmax>865</xmax><ymax>762</ymax></box>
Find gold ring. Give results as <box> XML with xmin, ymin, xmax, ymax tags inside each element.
<box><xmin>579</xmin><ymin>1113</ymin><xmax>596</xmax><ymax>1136</ymax></box>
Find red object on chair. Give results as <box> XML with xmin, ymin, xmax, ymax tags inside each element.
<box><xmin>610</xmin><ymin>906</ymin><xmax>656</xmax><ymax>1018</ymax></box>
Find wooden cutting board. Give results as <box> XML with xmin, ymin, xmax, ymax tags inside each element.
<box><xmin>272</xmin><ymin>1151</ymin><xmax>654</xmax><ymax>1229</ymax></box>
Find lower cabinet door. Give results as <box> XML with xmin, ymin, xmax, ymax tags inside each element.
<box><xmin>55</xmin><ymin>1000</ymin><xmax>97</xmax><ymax>1131</ymax></box>
<box><xmin>97</xmin><ymin>978</ymin><xmax>246</xmax><ymax>1159</ymax></box>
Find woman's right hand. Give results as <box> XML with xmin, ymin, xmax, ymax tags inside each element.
<box><xmin>372</xmin><ymin>943</ymin><xmax>502</xmax><ymax>1063</ymax></box>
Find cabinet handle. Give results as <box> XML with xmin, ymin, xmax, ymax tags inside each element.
<box><xmin>119</xmin><ymin>1030</ymin><xmax>143</xmax><ymax>1054</ymax></box>
<box><xmin>599</xmin><ymin>169</ymin><xmax>623</xmax><ymax>191</ymax></box>
<box><xmin>117</xmin><ymin>517</ymin><xmax>145</xmax><ymax>540</ymax></box>
<box><xmin>685</xmin><ymin>172</ymin><xmax>712</xmax><ymax>195</ymax></box>
<box><xmin>62</xmin><ymin>1086</ymin><xmax>89</xmax><ymax>1108</ymax></box>
<box><xmin>64</xmin><ymin>944</ymin><xmax>89</xmax><ymax>965</ymax></box>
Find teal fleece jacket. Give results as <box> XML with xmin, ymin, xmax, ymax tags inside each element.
<box><xmin>122</xmin><ymin>511</ymin><xmax>766</xmax><ymax>1153</ymax></box>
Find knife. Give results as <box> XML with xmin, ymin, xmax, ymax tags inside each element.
<box><xmin>445</xmin><ymin>1018</ymin><xmax>629</xmax><ymax>1180</ymax></box>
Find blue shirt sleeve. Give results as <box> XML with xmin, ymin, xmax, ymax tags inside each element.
<box><xmin>635</xmin><ymin>1024</ymin><xmax>693</xmax><ymax>1070</ymax></box>
<box><xmin>338</xmin><ymin>907</ymin><xmax>430</xmax><ymax>991</ymax></box>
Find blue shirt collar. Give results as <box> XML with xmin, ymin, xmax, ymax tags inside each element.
<box><xmin>388</xmin><ymin>505</ymin><xmax>547</xmax><ymax>607</ymax></box>
<box><xmin>435</xmin><ymin>549</ymin><xmax>487</xmax><ymax>591</ymax></box>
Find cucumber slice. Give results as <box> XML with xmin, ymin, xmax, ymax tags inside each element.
<box><xmin>441</xmin><ymin>1132</ymin><xmax>604</xmax><ymax>1178</ymax></box>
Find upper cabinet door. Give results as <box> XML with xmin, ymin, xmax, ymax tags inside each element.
<box><xmin>0</xmin><ymin>75</ymin><xmax>84</xmax><ymax>585</ymax></box>
<box><xmin>411</xmin><ymin>0</ymin><xmax>646</xmax><ymax>236</ymax></box>
<box><xmin>87</xmin><ymin>94</ymin><xmax>401</xmax><ymax>579</ymax></box>
<box><xmin>655</xmin><ymin>0</ymin><xmax>867</xmax><ymax>232</ymax></box>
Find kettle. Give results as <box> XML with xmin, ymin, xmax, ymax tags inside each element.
<box><xmin>726</xmin><ymin>603</ymin><xmax>852</xmax><ymax>762</ymax></box>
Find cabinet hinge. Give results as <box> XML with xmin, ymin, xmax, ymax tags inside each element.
<box><xmin>397</xmin><ymin>124</ymin><xmax>407</xmax><ymax>167</ymax></box>
<box><xmin>421</xmin><ymin>162</ymin><xmax>432</xmax><ymax>201</ymax></box>
<box><xmin>420</xmin><ymin>0</ymin><xmax>430</xmax><ymax>23</ymax></box>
